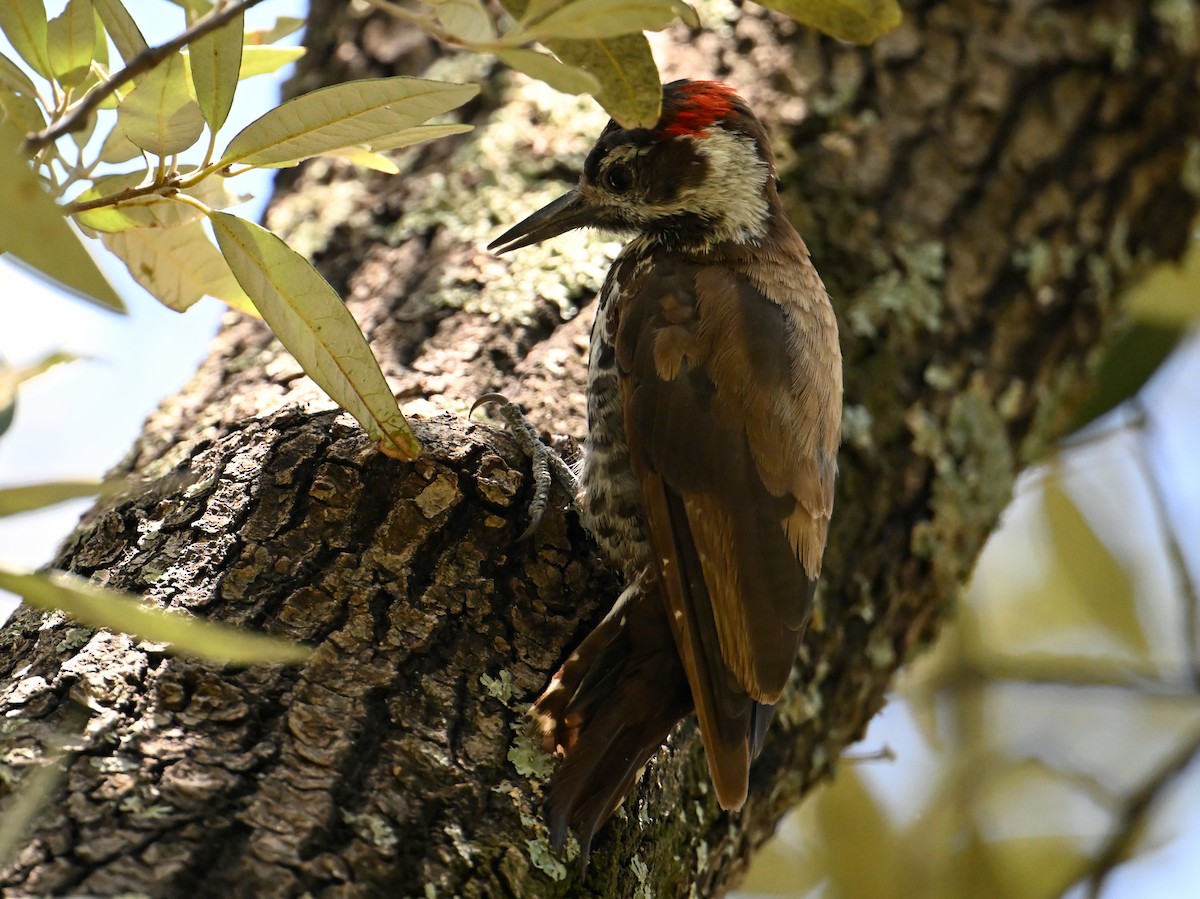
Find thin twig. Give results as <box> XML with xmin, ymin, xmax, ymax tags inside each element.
<box><xmin>359</xmin><ymin>0</ymin><xmax>457</xmax><ymax>45</ymax></box>
<box><xmin>65</xmin><ymin>183</ymin><xmax>156</xmax><ymax>215</ymax></box>
<box><xmin>24</xmin><ymin>0</ymin><xmax>271</xmax><ymax>152</ymax></box>
<box><xmin>1084</xmin><ymin>724</ymin><xmax>1200</xmax><ymax>899</ymax></box>
<box><xmin>1130</xmin><ymin>397</ymin><xmax>1200</xmax><ymax>685</ymax></box>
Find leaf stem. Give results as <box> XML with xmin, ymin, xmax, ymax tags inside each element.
<box><xmin>24</xmin><ymin>0</ymin><xmax>272</xmax><ymax>152</ymax></box>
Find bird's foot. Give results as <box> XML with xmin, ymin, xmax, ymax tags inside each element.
<box><xmin>471</xmin><ymin>393</ymin><xmax>580</xmax><ymax>539</ymax></box>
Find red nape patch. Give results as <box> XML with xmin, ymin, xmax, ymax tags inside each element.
<box><xmin>657</xmin><ymin>81</ymin><xmax>739</xmax><ymax>138</ymax></box>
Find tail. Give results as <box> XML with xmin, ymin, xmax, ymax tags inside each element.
<box><xmin>530</xmin><ymin>583</ymin><xmax>692</xmax><ymax>861</ymax></box>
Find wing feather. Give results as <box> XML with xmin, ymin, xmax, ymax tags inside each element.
<box><xmin>612</xmin><ymin>248</ymin><xmax>839</xmax><ymax>808</ymax></box>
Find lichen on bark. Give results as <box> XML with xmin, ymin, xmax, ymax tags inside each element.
<box><xmin>3</xmin><ymin>1</ymin><xmax>1200</xmax><ymax>897</ymax></box>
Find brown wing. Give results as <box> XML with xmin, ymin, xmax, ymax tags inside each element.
<box><xmin>612</xmin><ymin>249</ymin><xmax>839</xmax><ymax>809</ymax></box>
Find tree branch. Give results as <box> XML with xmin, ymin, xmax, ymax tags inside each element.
<box><xmin>23</xmin><ymin>0</ymin><xmax>271</xmax><ymax>152</ymax></box>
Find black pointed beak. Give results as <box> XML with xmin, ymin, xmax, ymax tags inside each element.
<box><xmin>488</xmin><ymin>189</ymin><xmax>595</xmax><ymax>254</ymax></box>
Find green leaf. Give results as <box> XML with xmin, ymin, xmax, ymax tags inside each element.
<box><xmin>69</xmin><ymin>169</ymin><xmax>144</xmax><ymax>232</ymax></box>
<box><xmin>495</xmin><ymin>48</ymin><xmax>601</xmax><ymax>96</ymax></box>
<box><xmin>117</xmin><ymin>51</ymin><xmax>205</xmax><ymax>156</ymax></box>
<box><xmin>236</xmin><ymin>45</ymin><xmax>305</xmax><ymax>80</ymax></box>
<box><xmin>217</xmin><ymin>76</ymin><xmax>478</xmax><ymax>169</ymax></box>
<box><xmin>244</xmin><ymin>15</ymin><xmax>305</xmax><ymax>45</ymax></box>
<box><xmin>353</xmin><ymin>122</ymin><xmax>472</xmax><ymax>152</ymax></box>
<box><xmin>0</xmin><ymin>119</ymin><xmax>124</xmax><ymax>311</ymax></box>
<box><xmin>518</xmin><ymin>0</ymin><xmax>692</xmax><ymax>40</ymax></box>
<box><xmin>0</xmin><ymin>79</ymin><xmax>46</xmax><ymax>135</ymax></box>
<box><xmin>0</xmin><ymin>0</ymin><xmax>51</xmax><ymax>78</ymax></box>
<box><xmin>1042</xmin><ymin>478</ymin><xmax>1147</xmax><ymax>658</ymax></box>
<box><xmin>94</xmin><ymin>0</ymin><xmax>148</xmax><ymax>63</ymax></box>
<box><xmin>0</xmin><ymin>480</ymin><xmax>105</xmax><ymax>517</ymax></box>
<box><xmin>97</xmin><ymin>122</ymin><xmax>142</xmax><ymax>162</ymax></box>
<box><xmin>0</xmin><ymin>49</ymin><xmax>39</xmax><ymax>96</ymax></box>
<box><xmin>103</xmin><ymin>219</ymin><xmax>250</xmax><ymax>312</ymax></box>
<box><xmin>299</xmin><ymin>125</ymin><xmax>474</xmax><ymax>173</ymax></box>
<box><xmin>1071</xmin><ymin>323</ymin><xmax>1184</xmax><ymax>430</ymax></box>
<box><xmin>0</xmin><ymin>752</ymin><xmax>67</xmax><ymax>873</ymax></box>
<box><xmin>756</xmin><ymin>0</ymin><xmax>902</xmax><ymax>44</ymax></box>
<box><xmin>317</xmin><ymin>146</ymin><xmax>400</xmax><ymax>174</ymax></box>
<box><xmin>0</xmin><ymin>351</ymin><xmax>77</xmax><ymax>436</ymax></box>
<box><xmin>544</xmin><ymin>33</ymin><xmax>661</xmax><ymax>127</ymax></box>
<box><xmin>47</xmin><ymin>0</ymin><xmax>96</xmax><ymax>88</ymax></box>
<box><xmin>429</xmin><ymin>0</ymin><xmax>495</xmax><ymax>42</ymax></box>
<box><xmin>210</xmin><ymin>211</ymin><xmax>422</xmax><ymax>460</ymax></box>
<box><xmin>1126</xmin><ymin>236</ymin><xmax>1200</xmax><ymax>326</ymax></box>
<box><xmin>0</xmin><ymin>568</ymin><xmax>312</xmax><ymax>666</ymax></box>
<box><xmin>188</xmin><ymin>5</ymin><xmax>242</xmax><ymax>131</ymax></box>
<box><xmin>92</xmin><ymin>9</ymin><xmax>108</xmax><ymax>68</ymax></box>
<box><xmin>0</xmin><ymin>52</ymin><xmax>45</xmax><ymax>133</ymax></box>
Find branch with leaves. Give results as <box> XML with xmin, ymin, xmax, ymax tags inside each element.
<box><xmin>0</xmin><ymin>0</ymin><xmax>901</xmax><ymax>472</ymax></box>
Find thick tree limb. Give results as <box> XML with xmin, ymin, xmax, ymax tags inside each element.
<box><xmin>3</xmin><ymin>1</ymin><xmax>1199</xmax><ymax>896</ymax></box>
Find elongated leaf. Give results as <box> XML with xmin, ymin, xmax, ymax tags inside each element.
<box><xmin>0</xmin><ymin>0</ymin><xmax>51</xmax><ymax>78</ymax></box>
<box><xmin>103</xmin><ymin>220</ymin><xmax>249</xmax><ymax>311</ymax></box>
<box><xmin>0</xmin><ymin>80</ymin><xmax>46</xmax><ymax>134</ymax></box>
<box><xmin>430</xmin><ymin>0</ymin><xmax>495</xmax><ymax>42</ymax></box>
<box><xmin>94</xmin><ymin>0</ymin><xmax>148</xmax><ymax>62</ymax></box>
<box><xmin>70</xmin><ymin>169</ymin><xmax>144</xmax><ymax>232</ymax></box>
<box><xmin>298</xmin><ymin>126</ymin><xmax>474</xmax><ymax>172</ymax></box>
<box><xmin>1043</xmin><ymin>478</ymin><xmax>1147</xmax><ymax>658</ymax></box>
<box><xmin>495</xmin><ymin>48</ymin><xmax>600</xmax><ymax>95</ymax></box>
<box><xmin>0</xmin><ymin>351</ymin><xmax>77</xmax><ymax>434</ymax></box>
<box><xmin>0</xmin><ymin>569</ymin><xmax>312</xmax><ymax>665</ymax></box>
<box><xmin>758</xmin><ymin>0</ymin><xmax>902</xmax><ymax>44</ymax></box>
<box><xmin>92</xmin><ymin>9</ymin><xmax>108</xmax><ymax>67</ymax></box>
<box><xmin>244</xmin><ymin>15</ymin><xmax>305</xmax><ymax>45</ymax></box>
<box><xmin>236</xmin><ymin>45</ymin><xmax>305</xmax><ymax>80</ymax></box>
<box><xmin>189</xmin><ymin>6</ymin><xmax>242</xmax><ymax>131</ymax></box>
<box><xmin>0</xmin><ymin>119</ymin><xmax>124</xmax><ymax>311</ymax></box>
<box><xmin>48</xmin><ymin>0</ymin><xmax>96</xmax><ymax>88</ymax></box>
<box><xmin>218</xmin><ymin>76</ymin><xmax>478</xmax><ymax>168</ymax></box>
<box><xmin>353</xmin><ymin>122</ymin><xmax>471</xmax><ymax>152</ymax></box>
<box><xmin>0</xmin><ymin>49</ymin><xmax>38</xmax><ymax>96</ymax></box>
<box><xmin>1071</xmin><ymin>323</ymin><xmax>1183</xmax><ymax>430</ymax></box>
<box><xmin>318</xmin><ymin>146</ymin><xmax>399</xmax><ymax>173</ymax></box>
<box><xmin>210</xmin><ymin>212</ymin><xmax>421</xmax><ymax>460</ymax></box>
<box><xmin>0</xmin><ymin>480</ymin><xmax>105</xmax><ymax>516</ymax></box>
<box><xmin>519</xmin><ymin>0</ymin><xmax>691</xmax><ymax>40</ymax></box>
<box><xmin>544</xmin><ymin>33</ymin><xmax>661</xmax><ymax>127</ymax></box>
<box><xmin>0</xmin><ymin>753</ymin><xmax>66</xmax><ymax>872</ymax></box>
<box><xmin>117</xmin><ymin>51</ymin><xmax>205</xmax><ymax>156</ymax></box>
<box><xmin>98</xmin><ymin>122</ymin><xmax>142</xmax><ymax>162</ymax></box>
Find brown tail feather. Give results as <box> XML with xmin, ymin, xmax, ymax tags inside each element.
<box><xmin>531</xmin><ymin>584</ymin><xmax>691</xmax><ymax>859</ymax></box>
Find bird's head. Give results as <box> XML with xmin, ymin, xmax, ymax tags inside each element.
<box><xmin>489</xmin><ymin>80</ymin><xmax>780</xmax><ymax>255</ymax></box>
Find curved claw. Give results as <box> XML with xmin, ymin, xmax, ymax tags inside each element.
<box><xmin>469</xmin><ymin>392</ymin><xmax>512</xmax><ymax>418</ymax></box>
<box><xmin>468</xmin><ymin>393</ymin><xmax>580</xmax><ymax>540</ymax></box>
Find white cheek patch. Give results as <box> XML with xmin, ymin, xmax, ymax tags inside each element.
<box><xmin>589</xmin><ymin>131</ymin><xmax>771</xmax><ymax>246</ymax></box>
<box><xmin>675</xmin><ymin>129</ymin><xmax>771</xmax><ymax>245</ymax></box>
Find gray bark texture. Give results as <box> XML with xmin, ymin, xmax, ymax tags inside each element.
<box><xmin>3</xmin><ymin>0</ymin><xmax>1200</xmax><ymax>896</ymax></box>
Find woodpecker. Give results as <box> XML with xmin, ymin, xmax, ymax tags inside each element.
<box><xmin>490</xmin><ymin>80</ymin><xmax>842</xmax><ymax>857</ymax></box>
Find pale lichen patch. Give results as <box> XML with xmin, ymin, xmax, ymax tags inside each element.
<box><xmin>907</xmin><ymin>380</ymin><xmax>1016</xmax><ymax>600</ymax></box>
<box><xmin>848</xmin><ymin>240</ymin><xmax>946</xmax><ymax>337</ymax></box>
<box><xmin>526</xmin><ymin>837</ymin><xmax>568</xmax><ymax>881</ymax></box>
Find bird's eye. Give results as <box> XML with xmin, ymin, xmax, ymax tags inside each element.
<box><xmin>603</xmin><ymin>163</ymin><xmax>633</xmax><ymax>194</ymax></box>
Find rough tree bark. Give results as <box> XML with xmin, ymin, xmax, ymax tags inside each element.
<box><xmin>3</xmin><ymin>1</ymin><xmax>1199</xmax><ymax>896</ymax></box>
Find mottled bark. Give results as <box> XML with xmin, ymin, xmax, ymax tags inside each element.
<box><xmin>3</xmin><ymin>1</ymin><xmax>1199</xmax><ymax>897</ymax></box>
